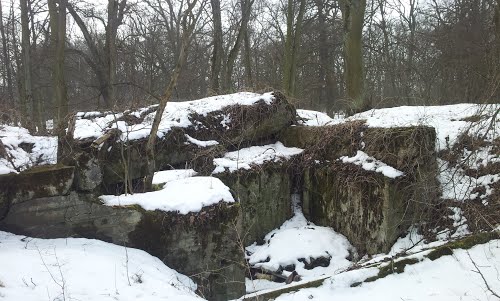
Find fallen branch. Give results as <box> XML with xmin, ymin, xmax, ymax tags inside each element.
<box><xmin>467</xmin><ymin>250</ymin><xmax>500</xmax><ymax>299</ymax></box>
<box><xmin>91</xmin><ymin>128</ymin><xmax>121</xmax><ymax>149</ymax></box>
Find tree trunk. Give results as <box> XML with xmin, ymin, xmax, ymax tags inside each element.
<box><xmin>340</xmin><ymin>0</ymin><xmax>367</xmax><ymax>114</ymax></box>
<box><xmin>48</xmin><ymin>0</ymin><xmax>69</xmax><ymax>126</ymax></box>
<box><xmin>494</xmin><ymin>0</ymin><xmax>500</xmax><ymax>67</ymax></box>
<box><xmin>405</xmin><ymin>0</ymin><xmax>417</xmax><ymax>100</ymax></box>
<box><xmin>20</xmin><ymin>0</ymin><xmax>34</xmax><ymax>128</ymax></box>
<box><xmin>145</xmin><ymin>0</ymin><xmax>198</xmax><ymax>191</ymax></box>
<box><xmin>223</xmin><ymin>0</ymin><xmax>253</xmax><ymax>92</ymax></box>
<box><xmin>67</xmin><ymin>0</ymin><xmax>126</xmax><ymax>109</ymax></box>
<box><xmin>282</xmin><ymin>0</ymin><xmax>306</xmax><ymax>97</ymax></box>
<box><xmin>378</xmin><ymin>0</ymin><xmax>395</xmax><ymax>98</ymax></box>
<box><xmin>243</xmin><ymin>28</ymin><xmax>253</xmax><ymax>89</ymax></box>
<box><xmin>10</xmin><ymin>0</ymin><xmax>21</xmax><ymax>115</ymax></box>
<box><xmin>105</xmin><ymin>0</ymin><xmax>127</xmax><ymax>107</ymax></box>
<box><xmin>27</xmin><ymin>0</ymin><xmax>44</xmax><ymax>132</ymax></box>
<box><xmin>209</xmin><ymin>0</ymin><xmax>223</xmax><ymax>94</ymax></box>
<box><xmin>316</xmin><ymin>0</ymin><xmax>331</xmax><ymax>104</ymax></box>
<box><xmin>491</xmin><ymin>0</ymin><xmax>500</xmax><ymax>101</ymax></box>
<box><xmin>0</xmin><ymin>1</ymin><xmax>13</xmax><ymax>105</ymax></box>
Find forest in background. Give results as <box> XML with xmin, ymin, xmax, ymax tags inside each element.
<box><xmin>0</xmin><ymin>0</ymin><xmax>499</xmax><ymax>132</ymax></box>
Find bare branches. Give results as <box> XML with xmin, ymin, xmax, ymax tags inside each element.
<box><xmin>37</xmin><ymin>246</ymin><xmax>67</xmax><ymax>301</ymax></box>
<box><xmin>467</xmin><ymin>250</ymin><xmax>500</xmax><ymax>299</ymax></box>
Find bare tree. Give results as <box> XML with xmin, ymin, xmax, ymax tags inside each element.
<box><xmin>0</xmin><ymin>1</ymin><xmax>14</xmax><ymax>105</ymax></box>
<box><xmin>67</xmin><ymin>0</ymin><xmax>127</xmax><ymax>108</ymax></box>
<box><xmin>282</xmin><ymin>0</ymin><xmax>306</xmax><ymax>97</ymax></box>
<box><xmin>223</xmin><ymin>0</ymin><xmax>254</xmax><ymax>92</ymax></box>
<box><xmin>209</xmin><ymin>0</ymin><xmax>224</xmax><ymax>94</ymax></box>
<box><xmin>48</xmin><ymin>0</ymin><xmax>68</xmax><ymax>126</ymax></box>
<box><xmin>20</xmin><ymin>0</ymin><xmax>34</xmax><ymax>127</ymax></box>
<box><xmin>145</xmin><ymin>0</ymin><xmax>203</xmax><ymax>191</ymax></box>
<box><xmin>340</xmin><ymin>0</ymin><xmax>368</xmax><ymax>113</ymax></box>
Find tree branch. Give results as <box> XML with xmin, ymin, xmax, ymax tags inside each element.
<box><xmin>467</xmin><ymin>250</ymin><xmax>500</xmax><ymax>299</ymax></box>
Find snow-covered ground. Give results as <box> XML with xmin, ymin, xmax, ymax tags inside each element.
<box><xmin>267</xmin><ymin>239</ymin><xmax>500</xmax><ymax>301</ymax></box>
<box><xmin>0</xmin><ymin>231</ymin><xmax>202</xmax><ymax>301</ymax></box>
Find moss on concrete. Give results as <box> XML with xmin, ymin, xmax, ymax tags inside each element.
<box><xmin>242</xmin><ymin>277</ymin><xmax>328</xmax><ymax>301</ymax></box>
<box><xmin>216</xmin><ymin>162</ymin><xmax>294</xmax><ymax>245</ymax></box>
<box><xmin>302</xmin><ymin>163</ymin><xmax>413</xmax><ymax>255</ymax></box>
<box><xmin>364</xmin><ymin>258</ymin><xmax>420</xmax><ymax>283</ymax></box>
<box><xmin>428</xmin><ymin>232</ymin><xmax>500</xmax><ymax>261</ymax></box>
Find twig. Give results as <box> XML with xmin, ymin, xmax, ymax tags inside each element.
<box><xmin>37</xmin><ymin>246</ymin><xmax>66</xmax><ymax>301</ymax></box>
<box><xmin>125</xmin><ymin>246</ymin><xmax>131</xmax><ymax>286</ymax></box>
<box><xmin>467</xmin><ymin>250</ymin><xmax>500</xmax><ymax>299</ymax></box>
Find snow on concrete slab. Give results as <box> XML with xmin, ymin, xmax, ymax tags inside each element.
<box><xmin>100</xmin><ymin>176</ymin><xmax>234</xmax><ymax>214</ymax></box>
<box><xmin>246</xmin><ymin>195</ymin><xmax>353</xmax><ymax>280</ymax></box>
<box><xmin>298</xmin><ymin>104</ymin><xmax>499</xmax><ymax>205</ymax></box>
<box><xmin>271</xmin><ymin>239</ymin><xmax>500</xmax><ymax>301</ymax></box>
<box><xmin>299</xmin><ymin>104</ymin><xmax>499</xmax><ymax>151</ymax></box>
<box><xmin>152</xmin><ymin>169</ymin><xmax>198</xmax><ymax>185</ymax></box>
<box><xmin>0</xmin><ymin>231</ymin><xmax>203</xmax><ymax>301</ymax></box>
<box><xmin>339</xmin><ymin>150</ymin><xmax>404</xmax><ymax>178</ymax></box>
<box><xmin>348</xmin><ymin>104</ymin><xmax>499</xmax><ymax>151</ymax></box>
<box><xmin>184</xmin><ymin>134</ymin><xmax>219</xmax><ymax>147</ymax></box>
<box><xmin>73</xmin><ymin>92</ymin><xmax>275</xmax><ymax>141</ymax></box>
<box><xmin>0</xmin><ymin>125</ymin><xmax>57</xmax><ymax>175</ymax></box>
<box><xmin>212</xmin><ymin>142</ymin><xmax>303</xmax><ymax>173</ymax></box>
<box><xmin>296</xmin><ymin>109</ymin><xmax>344</xmax><ymax>126</ymax></box>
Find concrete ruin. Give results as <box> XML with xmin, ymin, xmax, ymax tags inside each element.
<box><xmin>0</xmin><ymin>92</ymin><xmax>439</xmax><ymax>300</ymax></box>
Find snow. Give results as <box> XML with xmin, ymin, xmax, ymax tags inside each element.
<box><xmin>348</xmin><ymin>104</ymin><xmax>499</xmax><ymax>151</ymax></box>
<box><xmin>0</xmin><ymin>231</ymin><xmax>203</xmax><ymax>301</ymax></box>
<box><xmin>100</xmin><ymin>176</ymin><xmax>234</xmax><ymax>214</ymax></box>
<box><xmin>152</xmin><ymin>169</ymin><xmax>198</xmax><ymax>185</ymax></box>
<box><xmin>0</xmin><ymin>125</ymin><xmax>57</xmax><ymax>175</ymax></box>
<box><xmin>300</xmin><ymin>104</ymin><xmax>499</xmax><ymax>224</ymax></box>
<box><xmin>439</xmin><ymin>158</ymin><xmax>500</xmax><ymax>203</ymax></box>
<box><xmin>340</xmin><ymin>150</ymin><xmax>404</xmax><ymax>178</ymax></box>
<box><xmin>271</xmin><ymin>239</ymin><xmax>500</xmax><ymax>301</ymax></box>
<box><xmin>350</xmin><ymin>104</ymin><xmax>488</xmax><ymax>150</ymax></box>
<box><xmin>246</xmin><ymin>195</ymin><xmax>354</xmax><ymax>282</ymax></box>
<box><xmin>296</xmin><ymin>109</ymin><xmax>343</xmax><ymax>126</ymax></box>
<box><xmin>298</xmin><ymin>104</ymin><xmax>499</xmax><ymax>151</ymax></box>
<box><xmin>449</xmin><ymin>207</ymin><xmax>470</xmax><ymax>238</ymax></box>
<box><xmin>72</xmin><ymin>92</ymin><xmax>275</xmax><ymax>141</ymax></box>
<box><xmin>185</xmin><ymin>134</ymin><xmax>219</xmax><ymax>147</ymax></box>
<box><xmin>212</xmin><ymin>142</ymin><xmax>303</xmax><ymax>173</ymax></box>
<box><xmin>73</xmin><ymin>113</ymin><xmax>122</xmax><ymax>140</ymax></box>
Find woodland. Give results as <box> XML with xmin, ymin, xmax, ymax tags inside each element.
<box><xmin>0</xmin><ymin>0</ymin><xmax>498</xmax><ymax>133</ymax></box>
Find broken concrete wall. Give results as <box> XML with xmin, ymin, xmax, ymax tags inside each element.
<box><xmin>129</xmin><ymin>203</ymin><xmax>244</xmax><ymax>300</ymax></box>
<box><xmin>0</xmin><ymin>165</ymin><xmax>74</xmax><ymax>219</ymax></box>
<box><xmin>59</xmin><ymin>92</ymin><xmax>296</xmax><ymax>194</ymax></box>
<box><xmin>281</xmin><ymin>123</ymin><xmax>438</xmax><ymax>254</ymax></box>
<box><xmin>302</xmin><ymin>164</ymin><xmax>414</xmax><ymax>254</ymax></box>
<box><xmin>0</xmin><ymin>93</ymin><xmax>441</xmax><ymax>300</ymax></box>
<box><xmin>216</xmin><ymin>163</ymin><xmax>294</xmax><ymax>245</ymax></box>
<box><xmin>0</xmin><ymin>189</ymin><xmax>244</xmax><ymax>301</ymax></box>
